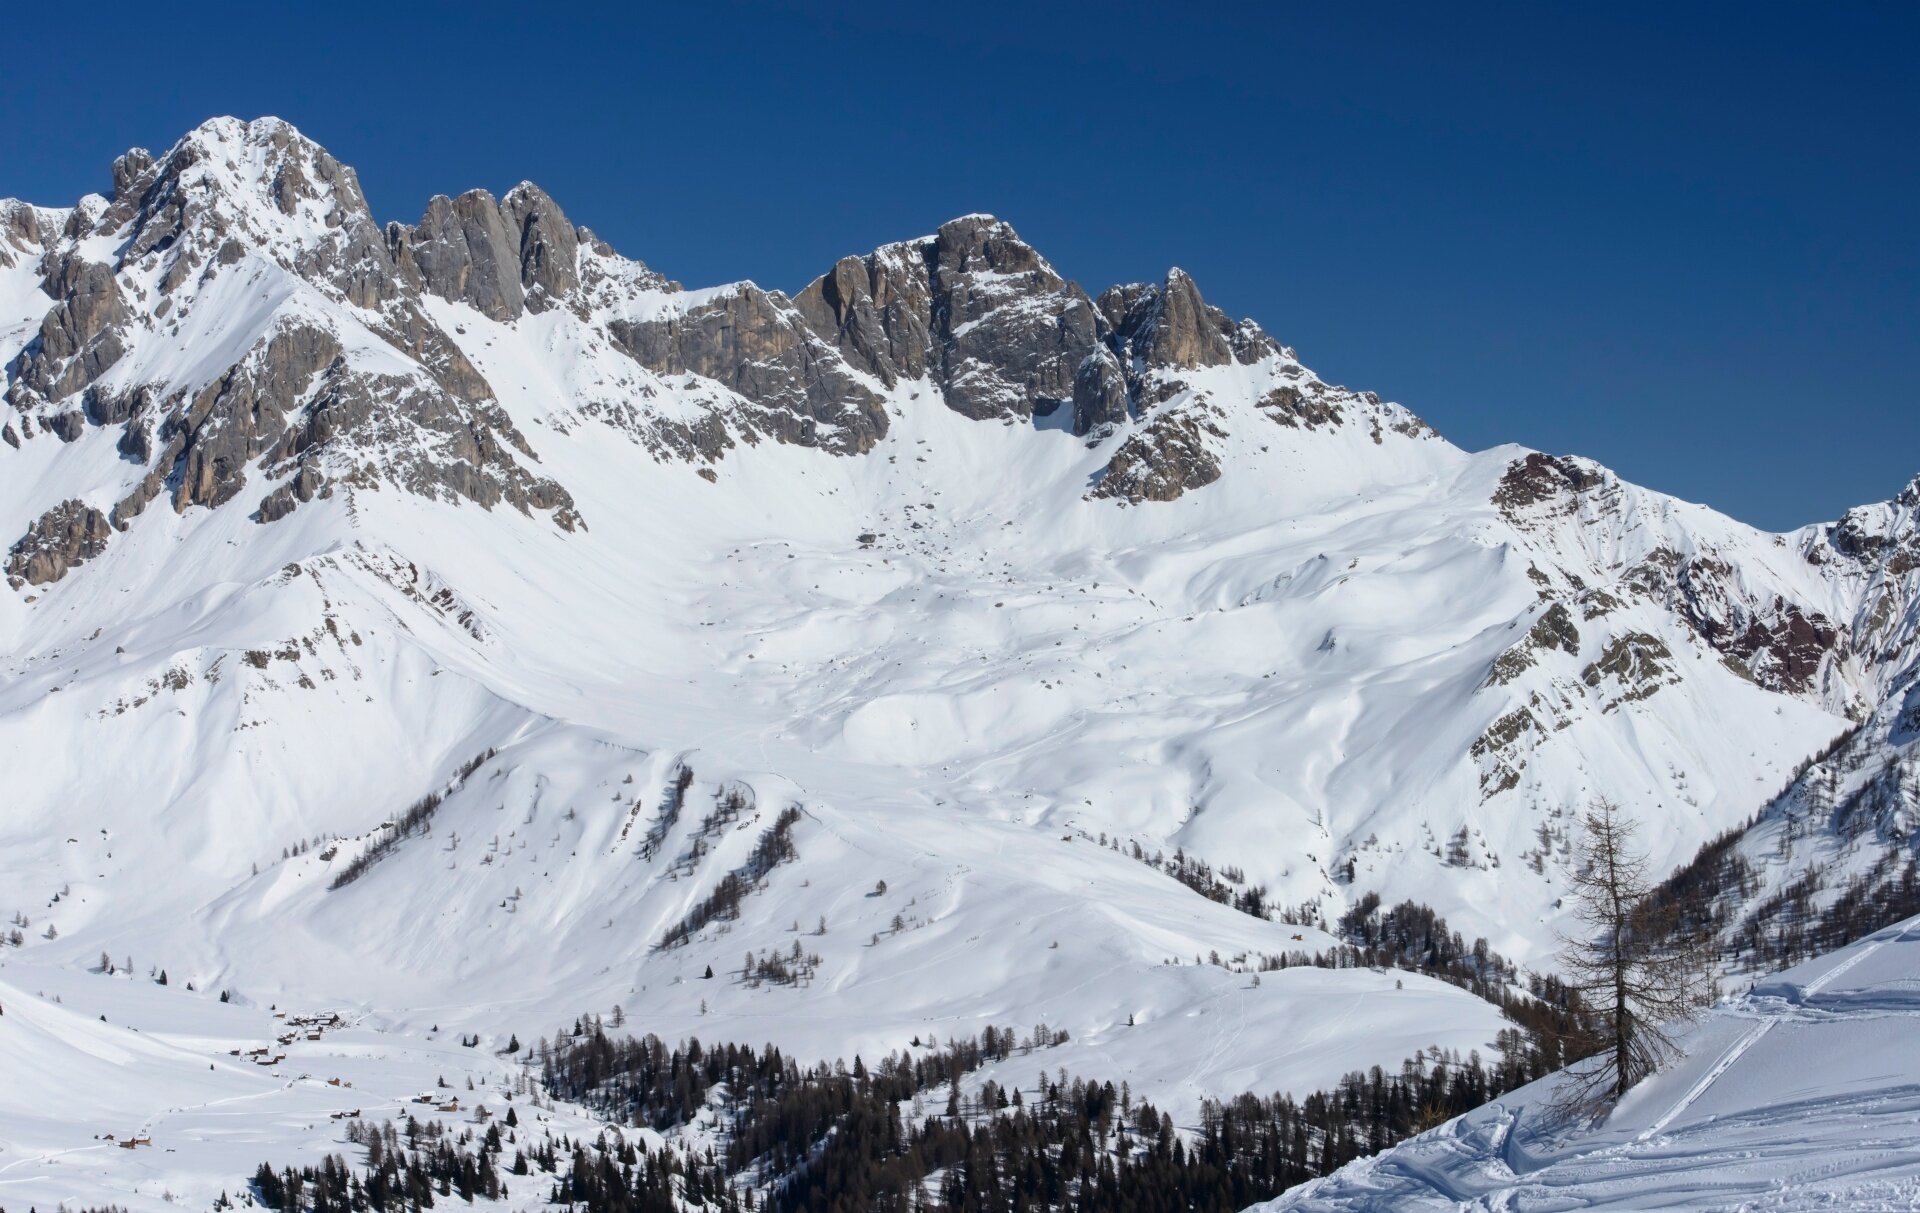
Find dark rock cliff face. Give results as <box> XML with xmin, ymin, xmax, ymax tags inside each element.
<box><xmin>0</xmin><ymin>200</ymin><xmax>45</xmax><ymax>268</ymax></box>
<box><xmin>1098</xmin><ymin>269</ymin><xmax>1279</xmax><ymax>372</ymax></box>
<box><xmin>11</xmin><ymin>254</ymin><xmax>132</xmax><ymax>401</ymax></box>
<box><xmin>7</xmin><ymin>499</ymin><xmax>112</xmax><ymax>587</ymax></box>
<box><xmin>1492</xmin><ymin>452</ymin><xmax>1608</xmax><ymax>519</ymax></box>
<box><xmin>792</xmin><ymin>246</ymin><xmax>936</xmax><ymax>388</ymax></box>
<box><xmin>795</xmin><ymin>218</ymin><xmax>1289</xmax><ymax>457</ymax></box>
<box><xmin>394</xmin><ymin>183</ymin><xmax>592</xmax><ymax>322</ymax></box>
<box><xmin>1086</xmin><ymin>408</ymin><xmax>1226</xmax><ymax>503</ymax></box>
<box><xmin>924</xmin><ymin>216</ymin><xmax>1102</xmax><ymax>423</ymax></box>
<box><xmin>401</xmin><ymin>190</ymin><xmax>528</xmax><ymax>322</ymax></box>
<box><xmin>608</xmin><ymin>286</ymin><xmax>888</xmax><ymax>456</ymax></box>
<box><xmin>796</xmin><ymin>216</ymin><xmax>1108</xmax><ymax>427</ymax></box>
<box><xmin>170</xmin><ymin>323</ymin><xmax>345</xmax><ymax>511</ymax></box>
<box><xmin>501</xmin><ymin>184</ymin><xmax>580</xmax><ymax>312</ymax></box>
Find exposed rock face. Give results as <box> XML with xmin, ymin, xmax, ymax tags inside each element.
<box><xmin>401</xmin><ymin>190</ymin><xmax>527</xmax><ymax>322</ymax></box>
<box><xmin>0</xmin><ymin>118</ymin><xmax>582</xmax><ymax>563</ymax></box>
<box><xmin>0</xmin><ymin>199</ymin><xmax>45</xmax><ymax>267</ymax></box>
<box><xmin>94</xmin><ymin>116</ymin><xmax>397</xmax><ymax>311</ymax></box>
<box><xmin>9</xmin><ymin>254</ymin><xmax>130</xmax><ymax>402</ymax></box>
<box><xmin>1493</xmin><ymin>452</ymin><xmax>1607</xmax><ymax>519</ymax></box>
<box><xmin>792</xmin><ymin>245</ymin><xmax>935</xmax><ymax>387</ymax></box>
<box><xmin>819</xmin><ymin>214</ymin><xmax>1442</xmax><ymax>505</ymax></box>
<box><xmin>1669</xmin><ymin>553</ymin><xmax>1848</xmax><ymax>697</ymax></box>
<box><xmin>47</xmin><ymin>410</ymin><xmax>87</xmax><ymax>442</ymax></box>
<box><xmin>7</xmin><ymin>500</ymin><xmax>112</xmax><ymax>587</ymax></box>
<box><xmin>1486</xmin><ymin>602</ymin><xmax>1582</xmax><ymax>686</ymax></box>
<box><xmin>501</xmin><ymin>184</ymin><xmax>580</xmax><ymax>312</ymax></box>
<box><xmin>1582</xmin><ymin>632</ymin><xmax>1677</xmax><ymax>710</ymax></box>
<box><xmin>1717</xmin><ymin>606</ymin><xmax>1842</xmax><ymax>692</ymax></box>
<box><xmin>796</xmin><ymin>220</ymin><xmax>1303</xmax><ymax>456</ymax></box>
<box><xmin>1072</xmin><ymin>348</ymin><xmax>1132</xmax><ymax>436</ymax></box>
<box><xmin>256</xmin><ymin>467</ymin><xmax>327</xmax><ymax>523</ymax></box>
<box><xmin>608</xmin><ymin>286</ymin><xmax>888</xmax><ymax>455</ymax></box>
<box><xmin>1098</xmin><ymin>269</ymin><xmax>1278</xmax><ymax>371</ymax></box>
<box><xmin>797</xmin><ymin>216</ymin><xmax>1107</xmax><ymax>426</ymax></box>
<box><xmin>1823</xmin><ymin>475</ymin><xmax>1920</xmax><ymax>573</ymax></box>
<box><xmin>262</xmin><ymin>368</ymin><xmax>580</xmax><ymax>527</ymax></box>
<box><xmin>396</xmin><ymin>182</ymin><xmax>595</xmax><ymax>321</ymax></box>
<box><xmin>1471</xmin><ymin>706</ymin><xmax>1540</xmax><ymax>797</ymax></box>
<box><xmin>170</xmin><ymin>322</ymin><xmax>344</xmax><ymax>510</ymax></box>
<box><xmin>1258</xmin><ymin>382</ymin><xmax>1345</xmax><ymax>430</ymax></box>
<box><xmin>925</xmin><ymin>216</ymin><xmax>1102</xmax><ymax>422</ymax></box>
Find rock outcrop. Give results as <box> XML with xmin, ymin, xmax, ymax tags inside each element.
<box><xmin>7</xmin><ymin>499</ymin><xmax>112</xmax><ymax>587</ymax></box>
<box><xmin>402</xmin><ymin>190</ymin><xmax>525</xmax><ymax>321</ymax></box>
<box><xmin>1087</xmin><ymin>407</ymin><xmax>1225</xmax><ymax>503</ymax></box>
<box><xmin>608</xmin><ymin>285</ymin><xmax>888</xmax><ymax>456</ymax></box>
<box><xmin>1098</xmin><ymin>268</ymin><xmax>1279</xmax><ymax>372</ymax></box>
<box><xmin>797</xmin><ymin>215</ymin><xmax>1107</xmax><ymax>427</ymax></box>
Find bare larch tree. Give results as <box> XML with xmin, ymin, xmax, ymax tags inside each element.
<box><xmin>1555</xmin><ymin>797</ymin><xmax>1714</xmax><ymax>1117</ymax></box>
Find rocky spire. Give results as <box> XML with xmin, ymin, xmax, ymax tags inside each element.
<box><xmin>1097</xmin><ymin>268</ymin><xmax>1279</xmax><ymax>371</ymax></box>
<box><xmin>400</xmin><ymin>189</ymin><xmax>528</xmax><ymax>322</ymax></box>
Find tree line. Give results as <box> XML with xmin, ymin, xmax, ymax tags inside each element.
<box><xmin>251</xmin><ymin>1011</ymin><xmax>1559</xmax><ymax>1213</ymax></box>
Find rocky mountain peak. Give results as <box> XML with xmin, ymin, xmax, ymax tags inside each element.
<box><xmin>394</xmin><ymin>179</ymin><xmax>642</xmax><ymax>322</ymax></box>
<box><xmin>1098</xmin><ymin>268</ymin><xmax>1279</xmax><ymax>371</ymax></box>
<box><xmin>1820</xmin><ymin>475</ymin><xmax>1920</xmax><ymax>574</ymax></box>
<box><xmin>927</xmin><ymin>214</ymin><xmax>1060</xmax><ymax>282</ymax></box>
<box><xmin>399</xmin><ymin>187</ymin><xmax>531</xmax><ymax>321</ymax></box>
<box><xmin>499</xmin><ymin>182</ymin><xmax>581</xmax><ymax>311</ymax></box>
<box><xmin>97</xmin><ymin>117</ymin><xmax>381</xmax><ymax>282</ymax></box>
<box><xmin>794</xmin><ymin>213</ymin><xmax>1104</xmax><ymax>426</ymax></box>
<box><xmin>0</xmin><ymin>122</ymin><xmax>1468</xmax><ymax>598</ymax></box>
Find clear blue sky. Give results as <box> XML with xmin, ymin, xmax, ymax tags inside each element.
<box><xmin>3</xmin><ymin>1</ymin><xmax>1914</xmax><ymax>530</ymax></box>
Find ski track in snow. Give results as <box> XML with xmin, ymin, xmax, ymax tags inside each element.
<box><xmin>1260</xmin><ymin>917</ymin><xmax>1920</xmax><ymax>1211</ymax></box>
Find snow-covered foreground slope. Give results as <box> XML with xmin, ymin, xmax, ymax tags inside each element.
<box><xmin>1260</xmin><ymin>915</ymin><xmax>1920</xmax><ymax>1211</ymax></box>
<box><xmin>3</xmin><ymin>116</ymin><xmax>1919</xmax><ymax>1207</ymax></box>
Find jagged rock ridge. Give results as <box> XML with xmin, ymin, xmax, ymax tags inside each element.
<box><xmin>1</xmin><ymin>118</ymin><xmax>1444</xmax><ymax>588</ymax></box>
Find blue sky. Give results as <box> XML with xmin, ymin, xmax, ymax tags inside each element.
<box><xmin>3</xmin><ymin>1</ymin><xmax>1914</xmax><ymax>529</ymax></box>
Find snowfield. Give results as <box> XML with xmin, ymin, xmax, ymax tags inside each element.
<box><xmin>1259</xmin><ymin>915</ymin><xmax>1920</xmax><ymax>1211</ymax></box>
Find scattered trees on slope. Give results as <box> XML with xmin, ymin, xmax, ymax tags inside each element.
<box><xmin>655</xmin><ymin>806</ymin><xmax>804</xmax><ymax>951</ymax></box>
<box><xmin>327</xmin><ymin>749</ymin><xmax>496</xmax><ymax>890</ymax></box>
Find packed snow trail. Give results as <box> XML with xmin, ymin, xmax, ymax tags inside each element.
<box><xmin>1258</xmin><ymin>916</ymin><xmax>1920</xmax><ymax>1211</ymax></box>
<box><xmin>1635</xmin><ymin>1018</ymin><xmax>1774</xmax><ymax>1142</ymax></box>
<box><xmin>1635</xmin><ymin>916</ymin><xmax>1920</xmax><ymax>1144</ymax></box>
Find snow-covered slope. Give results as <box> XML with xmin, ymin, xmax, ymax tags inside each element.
<box><xmin>1259</xmin><ymin>915</ymin><xmax>1920</xmax><ymax>1211</ymax></box>
<box><xmin>3</xmin><ymin>116</ymin><xmax>1918</xmax><ymax>1208</ymax></box>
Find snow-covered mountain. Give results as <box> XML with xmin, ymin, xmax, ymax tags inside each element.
<box><xmin>1259</xmin><ymin>915</ymin><xmax>1920</xmax><ymax>1211</ymax></box>
<box><xmin>3</xmin><ymin>116</ymin><xmax>1918</xmax><ymax>1209</ymax></box>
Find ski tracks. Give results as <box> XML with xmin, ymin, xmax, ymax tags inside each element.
<box><xmin>1639</xmin><ymin>918</ymin><xmax>1920</xmax><ymax>1143</ymax></box>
